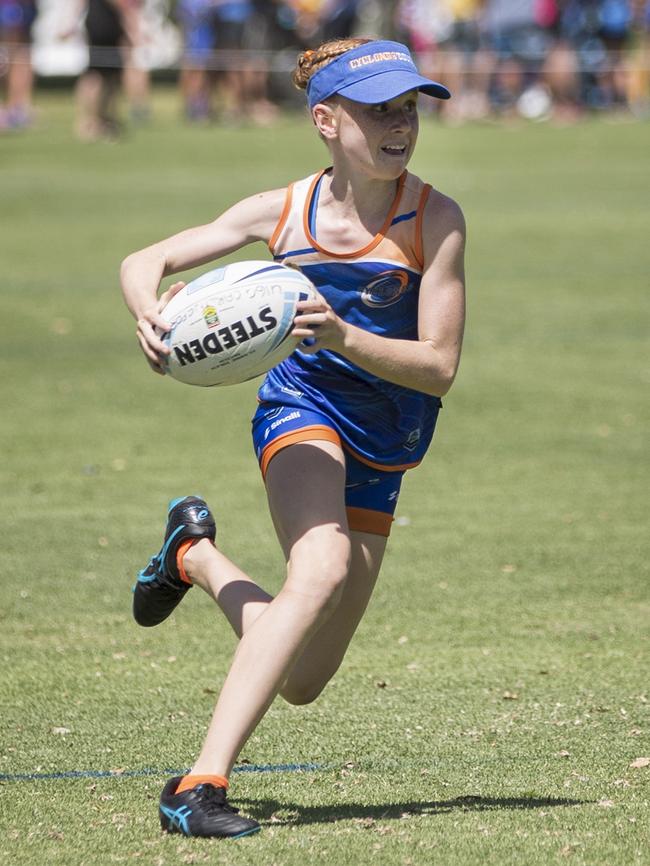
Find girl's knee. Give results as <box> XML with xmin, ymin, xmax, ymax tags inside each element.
<box><xmin>281</xmin><ymin>657</ymin><xmax>341</xmax><ymax>704</ymax></box>
<box><xmin>281</xmin><ymin>679</ymin><xmax>327</xmax><ymax>706</ymax></box>
<box><xmin>288</xmin><ymin>529</ymin><xmax>351</xmax><ymax>610</ymax></box>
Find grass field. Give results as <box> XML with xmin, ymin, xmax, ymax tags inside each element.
<box><xmin>1</xmin><ymin>90</ymin><xmax>649</xmax><ymax>866</ymax></box>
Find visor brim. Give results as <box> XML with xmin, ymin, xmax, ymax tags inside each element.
<box><xmin>336</xmin><ymin>71</ymin><xmax>451</xmax><ymax>104</ymax></box>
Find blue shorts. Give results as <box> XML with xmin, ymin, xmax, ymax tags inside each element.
<box><xmin>252</xmin><ymin>402</ymin><xmax>405</xmax><ymax>537</ymax></box>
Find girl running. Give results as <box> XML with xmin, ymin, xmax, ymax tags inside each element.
<box><xmin>120</xmin><ymin>36</ymin><xmax>466</xmax><ymax>839</ymax></box>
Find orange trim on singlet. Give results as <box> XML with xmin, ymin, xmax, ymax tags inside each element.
<box><xmin>301</xmin><ymin>170</ymin><xmax>407</xmax><ymax>260</ymax></box>
<box><xmin>268</xmin><ymin>182</ymin><xmax>294</xmax><ymax>254</ymax></box>
<box><xmin>260</xmin><ymin>424</ymin><xmax>342</xmax><ymax>478</ymax></box>
<box><xmin>414</xmin><ymin>182</ymin><xmax>432</xmax><ymax>270</ymax></box>
<box><xmin>346</xmin><ymin>506</ymin><xmax>393</xmax><ymax>537</ymax></box>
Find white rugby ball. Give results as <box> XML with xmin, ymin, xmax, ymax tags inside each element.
<box><xmin>159</xmin><ymin>261</ymin><xmax>317</xmax><ymax>387</ymax></box>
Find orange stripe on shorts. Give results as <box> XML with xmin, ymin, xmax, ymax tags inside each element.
<box><xmin>346</xmin><ymin>506</ymin><xmax>393</xmax><ymax>537</ymax></box>
<box><xmin>260</xmin><ymin>424</ymin><xmax>341</xmax><ymax>478</ymax></box>
<box><xmin>341</xmin><ymin>443</ymin><xmax>420</xmax><ymax>473</ymax></box>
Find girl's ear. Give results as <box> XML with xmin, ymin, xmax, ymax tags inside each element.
<box><xmin>312</xmin><ymin>103</ymin><xmax>338</xmax><ymax>140</ymax></box>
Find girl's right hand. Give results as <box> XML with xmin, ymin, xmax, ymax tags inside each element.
<box><xmin>135</xmin><ymin>281</ymin><xmax>185</xmax><ymax>375</ymax></box>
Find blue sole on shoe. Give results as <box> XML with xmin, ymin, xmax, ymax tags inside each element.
<box><xmin>231</xmin><ymin>825</ymin><xmax>262</xmax><ymax>839</ymax></box>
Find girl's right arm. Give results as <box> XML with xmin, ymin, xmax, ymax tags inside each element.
<box><xmin>120</xmin><ymin>188</ymin><xmax>286</xmax><ymax>372</ymax></box>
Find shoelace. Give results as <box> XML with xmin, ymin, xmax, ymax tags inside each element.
<box><xmin>195</xmin><ymin>784</ymin><xmax>240</xmax><ymax>814</ymax></box>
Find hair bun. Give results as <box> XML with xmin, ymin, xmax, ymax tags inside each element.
<box><xmin>292</xmin><ymin>38</ymin><xmax>372</xmax><ymax>93</ymax></box>
<box><xmin>294</xmin><ymin>50</ymin><xmax>315</xmax><ymax>90</ymax></box>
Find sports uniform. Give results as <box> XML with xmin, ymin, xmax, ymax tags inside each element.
<box><xmin>126</xmin><ymin>38</ymin><xmax>459</xmax><ymax>840</ymax></box>
<box><xmin>252</xmin><ymin>167</ymin><xmax>442</xmax><ymax>536</ymax></box>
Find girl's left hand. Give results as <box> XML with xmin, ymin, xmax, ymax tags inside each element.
<box><xmin>292</xmin><ymin>293</ymin><xmax>347</xmax><ymax>354</ymax></box>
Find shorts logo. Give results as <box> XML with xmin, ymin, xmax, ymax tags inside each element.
<box><xmin>202</xmin><ymin>305</ymin><xmax>220</xmax><ymax>328</ymax></box>
<box><xmin>264</xmin><ymin>406</ymin><xmax>285</xmax><ymax>421</ymax></box>
<box><xmin>264</xmin><ymin>410</ymin><xmax>301</xmax><ymax>440</ymax></box>
<box><xmin>280</xmin><ymin>385</ymin><xmax>303</xmax><ymax>399</ymax></box>
<box><xmin>404</xmin><ymin>428</ymin><xmax>421</xmax><ymax>451</ymax></box>
<box><xmin>361</xmin><ymin>270</ymin><xmax>410</xmax><ymax>308</ymax></box>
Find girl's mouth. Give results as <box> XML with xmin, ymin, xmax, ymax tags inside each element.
<box><xmin>381</xmin><ymin>144</ymin><xmax>407</xmax><ymax>156</ymax></box>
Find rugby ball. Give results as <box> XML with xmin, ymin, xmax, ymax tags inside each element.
<box><xmin>159</xmin><ymin>261</ymin><xmax>317</xmax><ymax>387</ymax></box>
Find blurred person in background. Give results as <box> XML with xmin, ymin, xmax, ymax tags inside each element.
<box><xmin>264</xmin><ymin>0</ymin><xmax>362</xmax><ymax>107</ymax></box>
<box><xmin>61</xmin><ymin>0</ymin><xmax>142</xmax><ymax>140</ymax></box>
<box><xmin>395</xmin><ymin>0</ymin><xmax>456</xmax><ymax>118</ymax></box>
<box><xmin>396</xmin><ymin>0</ymin><xmax>492</xmax><ymax>121</ymax></box>
<box><xmin>273</xmin><ymin>0</ymin><xmax>361</xmax><ymax>45</ymax></box>
<box><xmin>480</xmin><ymin>0</ymin><xmax>553</xmax><ymax>117</ymax></box>
<box><xmin>538</xmin><ymin>0</ymin><xmax>583</xmax><ymax>121</ymax></box>
<box><xmin>597</xmin><ymin>0</ymin><xmax>633</xmax><ymax>106</ymax></box>
<box><xmin>317</xmin><ymin>0</ymin><xmax>360</xmax><ymax>41</ymax></box>
<box><xmin>123</xmin><ymin>0</ymin><xmax>165</xmax><ymax>124</ymax></box>
<box><xmin>559</xmin><ymin>0</ymin><xmax>632</xmax><ymax>110</ymax></box>
<box><xmin>625</xmin><ymin>0</ymin><xmax>650</xmax><ymax>114</ymax></box>
<box><xmin>177</xmin><ymin>0</ymin><xmax>276</xmax><ymax>124</ymax></box>
<box><xmin>0</xmin><ymin>0</ymin><xmax>36</xmax><ymax>130</ymax></box>
<box><xmin>218</xmin><ymin>0</ymin><xmax>278</xmax><ymax>125</ymax></box>
<box><xmin>176</xmin><ymin>0</ymin><xmax>216</xmax><ymax>121</ymax></box>
<box><xmin>441</xmin><ymin>0</ymin><xmax>492</xmax><ymax>120</ymax></box>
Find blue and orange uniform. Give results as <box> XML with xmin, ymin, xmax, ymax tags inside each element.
<box><xmin>252</xmin><ymin>168</ymin><xmax>442</xmax><ymax>536</ymax></box>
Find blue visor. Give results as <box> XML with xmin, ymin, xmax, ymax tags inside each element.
<box><xmin>306</xmin><ymin>40</ymin><xmax>450</xmax><ymax>108</ymax></box>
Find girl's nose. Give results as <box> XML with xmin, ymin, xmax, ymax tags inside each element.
<box><xmin>392</xmin><ymin>109</ymin><xmax>412</xmax><ymax>130</ymax></box>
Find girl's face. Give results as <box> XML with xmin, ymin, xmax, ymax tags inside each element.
<box><xmin>326</xmin><ymin>90</ymin><xmax>420</xmax><ymax>181</ymax></box>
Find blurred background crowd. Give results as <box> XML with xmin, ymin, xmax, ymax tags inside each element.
<box><xmin>1</xmin><ymin>0</ymin><xmax>649</xmax><ymax>137</ymax></box>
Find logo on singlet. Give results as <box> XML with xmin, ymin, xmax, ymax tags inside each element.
<box><xmin>360</xmin><ymin>270</ymin><xmax>410</xmax><ymax>308</ymax></box>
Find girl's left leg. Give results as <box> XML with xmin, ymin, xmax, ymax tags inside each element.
<box><xmin>185</xmin><ymin>440</ymin><xmax>352</xmax><ymax>779</ymax></box>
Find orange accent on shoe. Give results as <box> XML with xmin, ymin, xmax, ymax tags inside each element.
<box><xmin>175</xmin><ymin>774</ymin><xmax>229</xmax><ymax>794</ymax></box>
<box><xmin>176</xmin><ymin>539</ymin><xmax>197</xmax><ymax>585</ymax></box>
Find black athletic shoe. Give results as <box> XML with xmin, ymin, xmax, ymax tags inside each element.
<box><xmin>133</xmin><ymin>496</ymin><xmax>216</xmax><ymax>627</ymax></box>
<box><xmin>159</xmin><ymin>777</ymin><xmax>261</xmax><ymax>839</ymax></box>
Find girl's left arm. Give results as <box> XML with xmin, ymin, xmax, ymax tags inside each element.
<box><xmin>292</xmin><ymin>191</ymin><xmax>466</xmax><ymax>397</ymax></box>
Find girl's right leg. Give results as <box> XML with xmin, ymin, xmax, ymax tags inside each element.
<box><xmin>184</xmin><ymin>526</ymin><xmax>387</xmax><ymax>705</ymax></box>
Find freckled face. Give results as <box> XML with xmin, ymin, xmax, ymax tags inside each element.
<box><xmin>330</xmin><ymin>91</ymin><xmax>420</xmax><ymax>180</ymax></box>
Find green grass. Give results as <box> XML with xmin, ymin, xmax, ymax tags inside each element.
<box><xmin>1</xmin><ymin>88</ymin><xmax>649</xmax><ymax>865</ymax></box>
